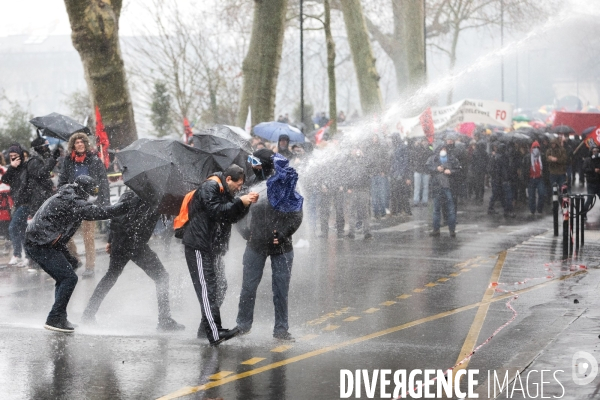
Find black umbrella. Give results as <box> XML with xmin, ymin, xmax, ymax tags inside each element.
<box><xmin>116</xmin><ymin>139</ymin><xmax>217</xmax><ymax>215</ymax></box>
<box><xmin>550</xmin><ymin>125</ymin><xmax>574</xmax><ymax>135</ymax></box>
<box><xmin>582</xmin><ymin>126</ymin><xmax>597</xmax><ymax>136</ymax></box>
<box><xmin>29</xmin><ymin>112</ymin><xmax>90</xmax><ymax>141</ymax></box>
<box><xmin>191</xmin><ymin>125</ymin><xmax>253</xmax><ymax>175</ymax></box>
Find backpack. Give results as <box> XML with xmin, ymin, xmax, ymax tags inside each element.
<box><xmin>173</xmin><ymin>176</ymin><xmax>224</xmax><ymax>239</ymax></box>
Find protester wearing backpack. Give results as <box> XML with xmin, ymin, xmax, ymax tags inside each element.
<box><xmin>180</xmin><ymin>165</ymin><xmax>258</xmax><ymax>346</ymax></box>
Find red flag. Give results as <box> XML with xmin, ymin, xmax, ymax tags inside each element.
<box><xmin>183</xmin><ymin>118</ymin><xmax>193</xmax><ymax>143</ymax></box>
<box><xmin>95</xmin><ymin>106</ymin><xmax>110</xmax><ymax>168</ymax></box>
<box><xmin>584</xmin><ymin>126</ymin><xmax>600</xmax><ymax>148</ymax></box>
<box><xmin>314</xmin><ymin>120</ymin><xmax>332</xmax><ymax>145</ymax></box>
<box><xmin>419</xmin><ymin>107</ymin><xmax>435</xmax><ymax>144</ymax></box>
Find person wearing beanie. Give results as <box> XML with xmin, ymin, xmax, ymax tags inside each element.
<box><xmin>277</xmin><ymin>134</ymin><xmax>293</xmax><ymax>159</ymax></box>
<box><xmin>24</xmin><ymin>175</ymin><xmax>128</xmax><ymax>333</ymax></box>
<box><xmin>522</xmin><ymin>141</ymin><xmax>545</xmax><ymax>217</ymax></box>
<box><xmin>1</xmin><ymin>144</ymin><xmax>29</xmax><ymax>266</ymax></box>
<box><xmin>58</xmin><ymin>132</ymin><xmax>110</xmax><ymax>278</ymax></box>
<box><xmin>426</xmin><ymin>145</ymin><xmax>460</xmax><ymax>237</ymax></box>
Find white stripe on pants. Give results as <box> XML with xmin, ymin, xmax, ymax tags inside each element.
<box><xmin>196</xmin><ymin>250</ymin><xmax>219</xmax><ymax>341</ymax></box>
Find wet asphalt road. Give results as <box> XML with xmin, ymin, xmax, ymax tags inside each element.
<box><xmin>1</xmin><ymin>201</ymin><xmax>600</xmax><ymax>400</ymax></box>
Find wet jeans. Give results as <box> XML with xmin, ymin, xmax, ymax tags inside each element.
<box><xmin>433</xmin><ymin>188</ymin><xmax>456</xmax><ymax>232</ymax></box>
<box><xmin>371</xmin><ymin>175</ymin><xmax>388</xmax><ymax>217</ymax></box>
<box><xmin>413</xmin><ymin>172</ymin><xmax>430</xmax><ymax>205</ymax></box>
<box><xmin>236</xmin><ymin>246</ymin><xmax>293</xmax><ymax>335</ymax></box>
<box><xmin>527</xmin><ymin>178</ymin><xmax>545</xmax><ymax>214</ymax></box>
<box><xmin>25</xmin><ymin>244</ymin><xmax>79</xmax><ymax>323</ymax></box>
<box><xmin>9</xmin><ymin>206</ymin><xmax>28</xmax><ymax>258</ymax></box>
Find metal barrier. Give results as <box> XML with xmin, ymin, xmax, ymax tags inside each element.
<box><xmin>554</xmin><ymin>183</ymin><xmax>596</xmax><ymax>258</ymax></box>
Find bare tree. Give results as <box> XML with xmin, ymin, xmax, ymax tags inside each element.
<box><xmin>238</xmin><ymin>0</ymin><xmax>289</xmax><ymax>127</ymax></box>
<box><xmin>63</xmin><ymin>0</ymin><xmax>137</xmax><ymax>148</ymax></box>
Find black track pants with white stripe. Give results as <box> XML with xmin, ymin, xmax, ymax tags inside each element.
<box><xmin>184</xmin><ymin>246</ymin><xmax>222</xmax><ymax>342</ymax></box>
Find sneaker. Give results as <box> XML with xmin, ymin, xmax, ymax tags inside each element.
<box><xmin>16</xmin><ymin>258</ymin><xmax>29</xmax><ymax>268</ymax></box>
<box><xmin>157</xmin><ymin>317</ymin><xmax>185</xmax><ymax>332</ymax></box>
<box><xmin>209</xmin><ymin>327</ymin><xmax>240</xmax><ymax>346</ymax></box>
<box><xmin>449</xmin><ymin>231</ymin><xmax>456</xmax><ymax>238</ymax></box>
<box><xmin>363</xmin><ymin>233</ymin><xmax>373</xmax><ymax>240</ymax></box>
<box><xmin>8</xmin><ymin>256</ymin><xmax>21</xmax><ymax>265</ymax></box>
<box><xmin>429</xmin><ymin>230</ymin><xmax>441</xmax><ymax>237</ymax></box>
<box><xmin>81</xmin><ymin>269</ymin><xmax>95</xmax><ymax>278</ymax></box>
<box><xmin>273</xmin><ymin>331</ymin><xmax>295</xmax><ymax>342</ymax></box>
<box><xmin>44</xmin><ymin>319</ymin><xmax>75</xmax><ymax>333</ymax></box>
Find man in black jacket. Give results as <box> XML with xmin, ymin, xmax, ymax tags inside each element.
<box><xmin>1</xmin><ymin>140</ymin><xmax>59</xmax><ymax>267</ymax></box>
<box><xmin>235</xmin><ymin>151</ymin><xmax>303</xmax><ymax>341</ymax></box>
<box><xmin>183</xmin><ymin>165</ymin><xmax>258</xmax><ymax>345</ymax></box>
<box><xmin>583</xmin><ymin>145</ymin><xmax>600</xmax><ymax>219</ymax></box>
<box><xmin>426</xmin><ymin>145</ymin><xmax>460</xmax><ymax>237</ymax></box>
<box><xmin>81</xmin><ymin>191</ymin><xmax>185</xmax><ymax>331</ymax></box>
<box><xmin>24</xmin><ymin>175</ymin><xmax>127</xmax><ymax>333</ymax></box>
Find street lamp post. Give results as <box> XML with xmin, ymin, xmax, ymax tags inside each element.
<box><xmin>300</xmin><ymin>0</ymin><xmax>304</xmax><ymax>130</ymax></box>
<box><xmin>500</xmin><ymin>0</ymin><xmax>504</xmax><ymax>102</ymax></box>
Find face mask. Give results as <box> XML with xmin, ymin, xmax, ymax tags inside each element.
<box><xmin>87</xmin><ymin>195</ymin><xmax>98</xmax><ymax>203</ymax></box>
<box><xmin>532</xmin><ymin>148</ymin><xmax>540</xmax><ymax>157</ymax></box>
<box><xmin>439</xmin><ymin>150</ymin><xmax>447</xmax><ymax>158</ymax></box>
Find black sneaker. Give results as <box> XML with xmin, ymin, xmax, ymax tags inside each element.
<box><xmin>429</xmin><ymin>230</ymin><xmax>440</xmax><ymax>237</ymax></box>
<box><xmin>157</xmin><ymin>317</ymin><xmax>185</xmax><ymax>332</ymax></box>
<box><xmin>44</xmin><ymin>319</ymin><xmax>75</xmax><ymax>333</ymax></box>
<box><xmin>449</xmin><ymin>231</ymin><xmax>456</xmax><ymax>238</ymax></box>
<box><xmin>363</xmin><ymin>233</ymin><xmax>373</xmax><ymax>240</ymax></box>
<box><xmin>209</xmin><ymin>327</ymin><xmax>240</xmax><ymax>346</ymax></box>
<box><xmin>273</xmin><ymin>331</ymin><xmax>295</xmax><ymax>342</ymax></box>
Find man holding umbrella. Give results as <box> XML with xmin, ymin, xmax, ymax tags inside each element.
<box><xmin>182</xmin><ymin>165</ymin><xmax>259</xmax><ymax>346</ymax></box>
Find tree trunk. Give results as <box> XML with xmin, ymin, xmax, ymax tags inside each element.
<box><xmin>64</xmin><ymin>0</ymin><xmax>137</xmax><ymax>149</ymax></box>
<box><xmin>446</xmin><ymin>27</ymin><xmax>461</xmax><ymax>105</ymax></box>
<box><xmin>402</xmin><ymin>0</ymin><xmax>427</xmax><ymax>92</ymax></box>
<box><xmin>237</xmin><ymin>0</ymin><xmax>288</xmax><ymax>128</ymax></box>
<box><xmin>324</xmin><ymin>0</ymin><xmax>337</xmax><ymax>135</ymax></box>
<box><xmin>339</xmin><ymin>0</ymin><xmax>383</xmax><ymax>115</ymax></box>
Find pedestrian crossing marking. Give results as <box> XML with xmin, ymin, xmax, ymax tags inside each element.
<box><xmin>437</xmin><ymin>278</ymin><xmax>450</xmax><ymax>282</ymax></box>
<box><xmin>343</xmin><ymin>316</ymin><xmax>361</xmax><ymax>322</ymax></box>
<box><xmin>364</xmin><ymin>308</ymin><xmax>380</xmax><ymax>313</ymax></box>
<box><xmin>380</xmin><ymin>301</ymin><xmax>396</xmax><ymax>306</ymax></box>
<box><xmin>449</xmin><ymin>273</ymin><xmax>460</xmax><ymax>277</ymax></box>
<box><xmin>425</xmin><ymin>283</ymin><xmax>437</xmax><ymax>287</ymax></box>
<box><xmin>241</xmin><ymin>358</ymin><xmax>265</xmax><ymax>366</ymax></box>
<box><xmin>397</xmin><ymin>294</ymin><xmax>412</xmax><ymax>299</ymax></box>
<box><xmin>209</xmin><ymin>371</ymin><xmax>234</xmax><ymax>380</ymax></box>
<box><xmin>271</xmin><ymin>345</ymin><xmax>293</xmax><ymax>353</ymax></box>
<box><xmin>298</xmin><ymin>334</ymin><xmax>319</xmax><ymax>341</ymax></box>
<box><xmin>413</xmin><ymin>288</ymin><xmax>425</xmax><ymax>293</ymax></box>
<box><xmin>323</xmin><ymin>325</ymin><xmax>340</xmax><ymax>331</ymax></box>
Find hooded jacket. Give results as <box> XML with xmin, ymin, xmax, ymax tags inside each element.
<box><xmin>522</xmin><ymin>141</ymin><xmax>544</xmax><ymax>183</ymax></box>
<box><xmin>425</xmin><ymin>148</ymin><xmax>460</xmax><ymax>190</ymax></box>
<box><xmin>108</xmin><ymin>191</ymin><xmax>161</xmax><ymax>253</ymax></box>
<box><xmin>25</xmin><ymin>149</ymin><xmax>58</xmax><ymax>213</ymax></box>
<box><xmin>182</xmin><ymin>171</ymin><xmax>250</xmax><ymax>253</ymax></box>
<box><xmin>545</xmin><ymin>139</ymin><xmax>567</xmax><ymax>175</ymax></box>
<box><xmin>25</xmin><ymin>184</ymin><xmax>126</xmax><ymax>248</ymax></box>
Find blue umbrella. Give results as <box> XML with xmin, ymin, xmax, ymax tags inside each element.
<box><xmin>253</xmin><ymin>122</ymin><xmax>305</xmax><ymax>143</ymax></box>
<box><xmin>267</xmin><ymin>154</ymin><xmax>303</xmax><ymax>212</ymax></box>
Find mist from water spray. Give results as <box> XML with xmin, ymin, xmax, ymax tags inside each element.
<box><xmin>301</xmin><ymin>0</ymin><xmax>600</xmax><ymax>178</ymax></box>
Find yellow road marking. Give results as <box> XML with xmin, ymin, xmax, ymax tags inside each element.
<box><xmin>425</xmin><ymin>283</ymin><xmax>437</xmax><ymax>287</ymax></box>
<box><xmin>298</xmin><ymin>334</ymin><xmax>319</xmax><ymax>341</ymax></box>
<box><xmin>306</xmin><ymin>307</ymin><xmax>351</xmax><ymax>326</ymax></box>
<box><xmin>363</xmin><ymin>308</ymin><xmax>379</xmax><ymax>313</ymax></box>
<box><xmin>156</xmin><ymin>270</ymin><xmax>585</xmax><ymax>400</ymax></box>
<box><xmin>397</xmin><ymin>294</ymin><xmax>412</xmax><ymax>299</ymax></box>
<box><xmin>323</xmin><ymin>325</ymin><xmax>340</xmax><ymax>331</ymax></box>
<box><xmin>449</xmin><ymin>273</ymin><xmax>460</xmax><ymax>277</ymax></box>
<box><xmin>271</xmin><ymin>345</ymin><xmax>293</xmax><ymax>353</ymax></box>
<box><xmin>209</xmin><ymin>371</ymin><xmax>233</xmax><ymax>380</ymax></box>
<box><xmin>241</xmin><ymin>358</ymin><xmax>265</xmax><ymax>366</ymax></box>
<box><xmin>413</xmin><ymin>288</ymin><xmax>425</xmax><ymax>293</ymax></box>
<box><xmin>343</xmin><ymin>316</ymin><xmax>361</xmax><ymax>322</ymax></box>
<box><xmin>437</xmin><ymin>278</ymin><xmax>450</xmax><ymax>282</ymax></box>
<box><xmin>380</xmin><ymin>301</ymin><xmax>396</xmax><ymax>306</ymax></box>
<box><xmin>452</xmin><ymin>251</ymin><xmax>507</xmax><ymax>382</ymax></box>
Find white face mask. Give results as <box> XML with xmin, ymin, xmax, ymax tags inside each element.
<box><xmin>87</xmin><ymin>195</ymin><xmax>98</xmax><ymax>203</ymax></box>
<box><xmin>439</xmin><ymin>150</ymin><xmax>447</xmax><ymax>158</ymax></box>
